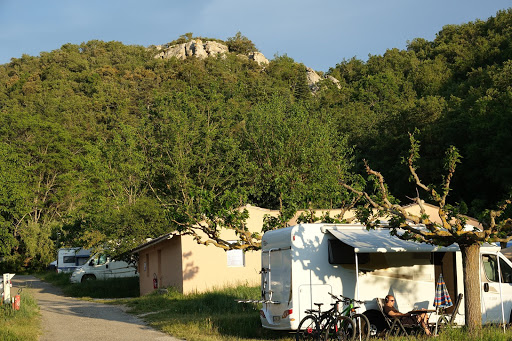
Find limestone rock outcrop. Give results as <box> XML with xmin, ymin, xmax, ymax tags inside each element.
<box><xmin>154</xmin><ymin>39</ymin><xmax>339</xmax><ymax>91</ymax></box>
<box><xmin>155</xmin><ymin>39</ymin><xmax>230</xmax><ymax>60</ymax></box>
<box><xmin>306</xmin><ymin>67</ymin><xmax>341</xmax><ymax>92</ymax></box>
<box><xmin>248</xmin><ymin>51</ymin><xmax>269</xmax><ymax>65</ymax></box>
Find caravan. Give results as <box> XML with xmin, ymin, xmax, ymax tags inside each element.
<box><xmin>260</xmin><ymin>223</ymin><xmax>512</xmax><ymax>331</ymax></box>
<box><xmin>56</xmin><ymin>248</ymin><xmax>91</xmax><ymax>273</ymax></box>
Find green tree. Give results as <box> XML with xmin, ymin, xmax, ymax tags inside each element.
<box><xmin>226</xmin><ymin>32</ymin><xmax>258</xmax><ymax>54</ymax></box>
<box><xmin>341</xmin><ymin>133</ymin><xmax>512</xmax><ymax>330</ymax></box>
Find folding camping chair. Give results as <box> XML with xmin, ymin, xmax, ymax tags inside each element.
<box><xmin>376</xmin><ymin>298</ymin><xmax>411</xmax><ymax>337</ymax></box>
<box><xmin>433</xmin><ymin>293</ymin><xmax>463</xmax><ymax>334</ymax></box>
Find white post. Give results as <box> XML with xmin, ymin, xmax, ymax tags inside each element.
<box><xmin>497</xmin><ymin>253</ymin><xmax>506</xmax><ymax>332</ymax></box>
<box><xmin>355</xmin><ymin>252</ymin><xmax>361</xmax><ymax>341</ymax></box>
<box><xmin>355</xmin><ymin>252</ymin><xmax>359</xmax><ymax>301</ymax></box>
<box><xmin>2</xmin><ymin>273</ymin><xmax>14</xmax><ymax>304</ymax></box>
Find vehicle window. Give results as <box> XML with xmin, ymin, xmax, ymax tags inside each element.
<box><xmin>500</xmin><ymin>257</ymin><xmax>512</xmax><ymax>283</ymax></box>
<box><xmin>63</xmin><ymin>256</ymin><xmax>76</xmax><ymax>264</ymax></box>
<box><xmin>97</xmin><ymin>254</ymin><xmax>107</xmax><ymax>265</ymax></box>
<box><xmin>483</xmin><ymin>254</ymin><xmax>499</xmax><ymax>282</ymax></box>
<box><xmin>482</xmin><ymin>254</ymin><xmax>512</xmax><ymax>283</ymax></box>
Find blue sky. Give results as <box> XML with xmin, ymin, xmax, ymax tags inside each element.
<box><xmin>0</xmin><ymin>1</ymin><xmax>511</xmax><ymax>71</ymax></box>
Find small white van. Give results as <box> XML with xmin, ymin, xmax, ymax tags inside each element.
<box><xmin>56</xmin><ymin>248</ymin><xmax>91</xmax><ymax>273</ymax></box>
<box><xmin>70</xmin><ymin>253</ymin><xmax>138</xmax><ymax>283</ymax></box>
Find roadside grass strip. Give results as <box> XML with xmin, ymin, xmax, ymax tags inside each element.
<box><xmin>37</xmin><ymin>271</ymin><xmax>139</xmax><ymax>298</ymax></box>
<box><xmin>0</xmin><ymin>290</ymin><xmax>40</xmax><ymax>341</ymax></box>
<box><xmin>387</xmin><ymin>326</ymin><xmax>512</xmax><ymax>341</ymax></box>
<box><xmin>117</xmin><ymin>285</ymin><xmax>294</xmax><ymax>341</ymax></box>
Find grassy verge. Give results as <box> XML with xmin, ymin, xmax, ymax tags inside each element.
<box><xmin>36</xmin><ymin>271</ymin><xmax>139</xmax><ymax>298</ymax></box>
<box><xmin>116</xmin><ymin>285</ymin><xmax>294</xmax><ymax>341</ymax></box>
<box><xmin>387</xmin><ymin>326</ymin><xmax>512</xmax><ymax>340</ymax></box>
<box><xmin>0</xmin><ymin>290</ymin><xmax>40</xmax><ymax>341</ymax></box>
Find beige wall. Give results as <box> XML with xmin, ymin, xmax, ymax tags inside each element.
<box><xmin>138</xmin><ymin>236</ymin><xmax>183</xmax><ymax>296</ymax></box>
<box><xmin>180</xmin><ymin>236</ymin><xmax>260</xmax><ymax>294</ymax></box>
<box><xmin>403</xmin><ymin>202</ymin><xmax>481</xmax><ymax>227</ymax></box>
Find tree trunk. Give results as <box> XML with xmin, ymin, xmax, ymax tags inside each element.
<box><xmin>460</xmin><ymin>243</ymin><xmax>482</xmax><ymax>330</ymax></box>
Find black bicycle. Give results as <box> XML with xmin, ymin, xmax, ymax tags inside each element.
<box><xmin>330</xmin><ymin>293</ymin><xmax>371</xmax><ymax>341</ymax></box>
<box><xmin>296</xmin><ymin>299</ymin><xmax>355</xmax><ymax>341</ymax></box>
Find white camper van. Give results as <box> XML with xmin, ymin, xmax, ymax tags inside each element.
<box><xmin>70</xmin><ymin>253</ymin><xmax>138</xmax><ymax>283</ymax></box>
<box><xmin>56</xmin><ymin>248</ymin><xmax>91</xmax><ymax>273</ymax></box>
<box><xmin>260</xmin><ymin>223</ymin><xmax>512</xmax><ymax>331</ymax></box>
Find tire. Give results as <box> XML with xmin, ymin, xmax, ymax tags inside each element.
<box><xmin>352</xmin><ymin>313</ymin><xmax>370</xmax><ymax>341</ymax></box>
<box><xmin>81</xmin><ymin>274</ymin><xmax>96</xmax><ymax>283</ymax></box>
<box><xmin>324</xmin><ymin>315</ymin><xmax>355</xmax><ymax>341</ymax></box>
<box><xmin>296</xmin><ymin>315</ymin><xmax>320</xmax><ymax>341</ymax></box>
<box><xmin>363</xmin><ymin>310</ymin><xmax>386</xmax><ymax>337</ymax></box>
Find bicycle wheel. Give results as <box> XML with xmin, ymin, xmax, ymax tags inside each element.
<box><xmin>352</xmin><ymin>313</ymin><xmax>370</xmax><ymax>341</ymax></box>
<box><xmin>296</xmin><ymin>315</ymin><xmax>320</xmax><ymax>341</ymax></box>
<box><xmin>323</xmin><ymin>315</ymin><xmax>355</xmax><ymax>341</ymax></box>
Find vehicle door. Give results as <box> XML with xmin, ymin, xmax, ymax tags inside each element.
<box><xmin>481</xmin><ymin>253</ymin><xmax>512</xmax><ymax>323</ymax></box>
<box><xmin>90</xmin><ymin>254</ymin><xmax>111</xmax><ymax>279</ymax></box>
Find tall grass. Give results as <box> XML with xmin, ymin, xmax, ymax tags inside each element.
<box><xmin>0</xmin><ymin>290</ymin><xmax>40</xmax><ymax>341</ymax></box>
<box><xmin>117</xmin><ymin>285</ymin><xmax>294</xmax><ymax>341</ymax></box>
<box><xmin>37</xmin><ymin>271</ymin><xmax>139</xmax><ymax>298</ymax></box>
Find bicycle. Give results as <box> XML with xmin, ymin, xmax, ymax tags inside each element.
<box><xmin>320</xmin><ymin>296</ymin><xmax>356</xmax><ymax>341</ymax></box>
<box><xmin>296</xmin><ymin>302</ymin><xmax>325</xmax><ymax>341</ymax></box>
<box><xmin>341</xmin><ymin>294</ymin><xmax>371</xmax><ymax>340</ymax></box>
<box><xmin>328</xmin><ymin>293</ymin><xmax>370</xmax><ymax>341</ymax></box>
<box><xmin>296</xmin><ymin>300</ymin><xmax>355</xmax><ymax>341</ymax></box>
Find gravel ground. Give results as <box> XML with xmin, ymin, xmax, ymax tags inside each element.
<box><xmin>11</xmin><ymin>275</ymin><xmax>181</xmax><ymax>341</ymax></box>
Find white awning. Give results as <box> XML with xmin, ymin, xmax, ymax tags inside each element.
<box><xmin>327</xmin><ymin>228</ymin><xmax>459</xmax><ymax>253</ymax></box>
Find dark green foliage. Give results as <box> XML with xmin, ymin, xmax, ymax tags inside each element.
<box><xmin>1</xmin><ymin>8</ymin><xmax>512</xmax><ymax>268</ymax></box>
<box><xmin>226</xmin><ymin>31</ymin><xmax>258</xmax><ymax>54</ymax></box>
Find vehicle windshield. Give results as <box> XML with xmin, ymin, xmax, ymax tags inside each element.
<box><xmin>89</xmin><ymin>253</ymin><xmax>108</xmax><ymax>266</ymax></box>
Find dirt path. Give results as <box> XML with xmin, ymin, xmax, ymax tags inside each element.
<box><xmin>11</xmin><ymin>275</ymin><xmax>181</xmax><ymax>341</ymax></box>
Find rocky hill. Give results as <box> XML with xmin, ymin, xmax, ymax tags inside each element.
<box><xmin>154</xmin><ymin>39</ymin><xmax>340</xmax><ymax>91</ymax></box>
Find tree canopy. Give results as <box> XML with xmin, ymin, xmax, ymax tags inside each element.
<box><xmin>1</xmin><ymin>9</ymin><xmax>512</xmax><ymax>269</ymax></box>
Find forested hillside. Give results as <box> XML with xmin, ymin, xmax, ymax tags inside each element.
<box><xmin>1</xmin><ymin>9</ymin><xmax>511</xmax><ymax>270</ymax></box>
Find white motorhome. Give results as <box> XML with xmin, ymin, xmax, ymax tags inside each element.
<box><xmin>70</xmin><ymin>253</ymin><xmax>138</xmax><ymax>283</ymax></box>
<box><xmin>260</xmin><ymin>223</ymin><xmax>512</xmax><ymax>331</ymax></box>
<box><xmin>56</xmin><ymin>248</ymin><xmax>91</xmax><ymax>273</ymax></box>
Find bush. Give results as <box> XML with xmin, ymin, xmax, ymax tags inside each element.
<box><xmin>226</xmin><ymin>32</ymin><xmax>258</xmax><ymax>54</ymax></box>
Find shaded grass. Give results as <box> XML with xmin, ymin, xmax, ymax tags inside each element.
<box><xmin>116</xmin><ymin>285</ymin><xmax>294</xmax><ymax>341</ymax></box>
<box><xmin>388</xmin><ymin>325</ymin><xmax>512</xmax><ymax>340</ymax></box>
<box><xmin>36</xmin><ymin>271</ymin><xmax>139</xmax><ymax>298</ymax></box>
<box><xmin>0</xmin><ymin>290</ymin><xmax>40</xmax><ymax>341</ymax></box>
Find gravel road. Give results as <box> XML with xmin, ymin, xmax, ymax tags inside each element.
<box><xmin>11</xmin><ymin>275</ymin><xmax>181</xmax><ymax>341</ymax></box>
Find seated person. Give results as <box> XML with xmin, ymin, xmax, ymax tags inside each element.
<box><xmin>384</xmin><ymin>295</ymin><xmax>431</xmax><ymax>336</ymax></box>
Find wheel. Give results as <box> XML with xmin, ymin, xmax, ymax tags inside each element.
<box><xmin>324</xmin><ymin>315</ymin><xmax>355</xmax><ymax>341</ymax></box>
<box><xmin>352</xmin><ymin>313</ymin><xmax>370</xmax><ymax>341</ymax></box>
<box><xmin>81</xmin><ymin>274</ymin><xmax>96</xmax><ymax>283</ymax></box>
<box><xmin>363</xmin><ymin>310</ymin><xmax>386</xmax><ymax>337</ymax></box>
<box><xmin>296</xmin><ymin>315</ymin><xmax>320</xmax><ymax>341</ymax></box>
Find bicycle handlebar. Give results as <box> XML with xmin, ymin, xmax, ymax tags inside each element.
<box><xmin>328</xmin><ymin>292</ymin><xmax>365</xmax><ymax>305</ymax></box>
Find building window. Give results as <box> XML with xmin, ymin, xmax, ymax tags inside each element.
<box><xmin>227</xmin><ymin>243</ymin><xmax>245</xmax><ymax>267</ymax></box>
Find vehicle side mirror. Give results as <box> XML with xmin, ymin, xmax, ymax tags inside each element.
<box><xmin>484</xmin><ymin>283</ymin><xmax>489</xmax><ymax>292</ymax></box>
<box><xmin>89</xmin><ymin>260</ymin><xmax>95</xmax><ymax>266</ymax></box>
